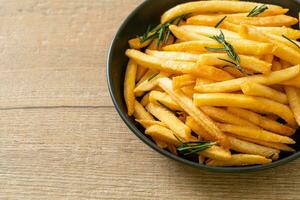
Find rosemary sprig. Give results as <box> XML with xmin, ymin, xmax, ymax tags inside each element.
<box><xmin>140</xmin><ymin>13</ymin><xmax>190</xmax><ymax>47</ymax></box>
<box><xmin>206</xmin><ymin>31</ymin><xmax>247</xmax><ymax>74</ymax></box>
<box><xmin>174</xmin><ymin>134</ymin><xmax>216</xmax><ymax>156</ymax></box>
<box><xmin>282</xmin><ymin>34</ymin><xmax>300</xmax><ymax>49</ymax></box>
<box><xmin>214</xmin><ymin>16</ymin><xmax>227</xmax><ymax>28</ymax></box>
<box><xmin>247</xmin><ymin>4</ymin><xmax>268</xmax><ymax>17</ymax></box>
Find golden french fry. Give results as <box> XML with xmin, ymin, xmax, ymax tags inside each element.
<box><xmin>158</xmin><ymin>78</ymin><xmax>230</xmax><ymax>148</ymax></box>
<box><xmin>124</xmin><ymin>59</ymin><xmax>137</xmax><ymax>116</ymax></box>
<box><xmin>134</xmin><ymin>71</ymin><xmax>169</xmax><ymax>94</ymax></box>
<box><xmin>149</xmin><ymin>91</ymin><xmax>182</xmax><ymax>111</ymax></box>
<box><xmin>163</xmin><ymin>39</ymin><xmax>274</xmax><ymax>56</ymax></box>
<box><xmin>217</xmin><ymin>123</ymin><xmax>295</xmax><ymax>144</ymax></box>
<box><xmin>136</xmin><ymin>65</ymin><xmax>148</xmax><ymax>82</ymax></box>
<box><xmin>222</xmin><ymin>67</ymin><xmax>245</xmax><ymax>78</ymax></box>
<box><xmin>145</xmin><ymin>125</ymin><xmax>181</xmax><ymax>145</ymax></box>
<box><xmin>200</xmin><ymin>145</ymin><xmax>231</xmax><ymax>161</ymax></box>
<box><xmin>263</xmin><ymin>54</ymin><xmax>274</xmax><ymax>64</ymax></box>
<box><xmin>227</xmin><ymin>107</ymin><xmax>295</xmax><ymax>136</ymax></box>
<box><xmin>195</xmin><ymin>78</ymin><xmax>215</xmax><ymax>86</ymax></box>
<box><xmin>266</xmin><ymin>33</ymin><xmax>300</xmax><ymax>52</ymax></box>
<box><xmin>255</xmin><ymin>26</ymin><xmax>300</xmax><ymax>40</ymax></box>
<box><xmin>240</xmin><ymin>25</ymin><xmax>300</xmax><ymax>65</ymax></box>
<box><xmin>126</xmin><ymin>49</ymin><xmax>198</xmax><ymax>74</ymax></box>
<box><xmin>146</xmin><ymin>49</ymin><xmax>199</xmax><ymax>62</ymax></box>
<box><xmin>187</xmin><ymin>116</ymin><xmax>279</xmax><ymax>158</ymax></box>
<box><xmin>241</xmin><ymin>82</ymin><xmax>288</xmax><ymax>104</ymax></box>
<box><xmin>129</xmin><ymin>37</ymin><xmax>151</xmax><ymax>49</ymax></box>
<box><xmin>140</xmin><ymin>93</ymin><xmax>150</xmax><ymax>107</ymax></box>
<box><xmin>281</xmin><ymin>75</ymin><xmax>300</xmax><ymax>88</ymax></box>
<box><xmin>194</xmin><ymin>93</ymin><xmax>297</xmax><ymax>126</ymax></box>
<box><xmin>173</xmin><ymin>74</ymin><xmax>196</xmax><ymax>89</ymax></box>
<box><xmin>181</xmin><ymin>85</ymin><xmax>197</xmax><ymax>98</ymax></box>
<box><xmin>197</xmin><ymin>53</ymin><xmax>272</xmax><ymax>74</ymax></box>
<box><xmin>133</xmin><ymin>100</ymin><xmax>154</xmax><ymax>121</ymax></box>
<box><xmin>195</xmin><ymin>64</ymin><xmax>234</xmax><ymax>81</ymax></box>
<box><xmin>161</xmin><ymin>1</ymin><xmax>284</xmax><ymax>23</ymax></box>
<box><xmin>200</xmin><ymin>106</ymin><xmax>258</xmax><ymax>128</ymax></box>
<box><xmin>169</xmin><ymin>25</ymin><xmax>210</xmax><ymax>41</ymax></box>
<box><xmin>206</xmin><ymin>154</ymin><xmax>272</xmax><ymax>167</ymax></box>
<box><xmin>231</xmin><ymin>134</ymin><xmax>295</xmax><ymax>152</ymax></box>
<box><xmin>194</xmin><ymin>65</ymin><xmax>300</xmax><ymax>93</ymax></box>
<box><xmin>146</xmin><ymin>102</ymin><xmax>191</xmax><ymax>140</ymax></box>
<box><xmin>285</xmin><ymin>86</ymin><xmax>300</xmax><ymax>126</ymax></box>
<box><xmin>228</xmin><ymin>136</ymin><xmax>279</xmax><ymax>159</ymax></box>
<box><xmin>181</xmin><ymin>25</ymin><xmax>241</xmax><ymax>38</ymax></box>
<box><xmin>228</xmin><ymin>15</ymin><xmax>298</xmax><ymax>27</ymax></box>
<box><xmin>136</xmin><ymin>119</ymin><xmax>167</xmax><ymax>128</ymax></box>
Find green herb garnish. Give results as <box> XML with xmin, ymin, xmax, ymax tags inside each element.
<box><xmin>206</xmin><ymin>31</ymin><xmax>246</xmax><ymax>74</ymax></box>
<box><xmin>247</xmin><ymin>4</ymin><xmax>268</xmax><ymax>17</ymax></box>
<box><xmin>282</xmin><ymin>34</ymin><xmax>300</xmax><ymax>49</ymax></box>
<box><xmin>174</xmin><ymin>134</ymin><xmax>216</xmax><ymax>156</ymax></box>
<box><xmin>140</xmin><ymin>13</ymin><xmax>190</xmax><ymax>47</ymax></box>
<box><xmin>214</xmin><ymin>16</ymin><xmax>227</xmax><ymax>28</ymax></box>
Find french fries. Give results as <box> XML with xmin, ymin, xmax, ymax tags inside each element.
<box><xmin>197</xmin><ymin>53</ymin><xmax>272</xmax><ymax>74</ymax></box>
<box><xmin>146</xmin><ymin>102</ymin><xmax>191</xmax><ymax>140</ymax></box>
<box><xmin>158</xmin><ymin>78</ymin><xmax>230</xmax><ymax>148</ymax></box>
<box><xmin>206</xmin><ymin>154</ymin><xmax>272</xmax><ymax>167</ymax></box>
<box><xmin>161</xmin><ymin>1</ymin><xmax>285</xmax><ymax>23</ymax></box>
<box><xmin>285</xmin><ymin>87</ymin><xmax>300</xmax><ymax>126</ymax></box>
<box><xmin>241</xmin><ymin>82</ymin><xmax>288</xmax><ymax>104</ymax></box>
<box><xmin>227</xmin><ymin>107</ymin><xmax>295</xmax><ymax>136</ymax></box>
<box><xmin>124</xmin><ymin>59</ymin><xmax>137</xmax><ymax>115</ymax></box>
<box><xmin>194</xmin><ymin>65</ymin><xmax>300</xmax><ymax>93</ymax></box>
<box><xmin>163</xmin><ymin>39</ymin><xmax>274</xmax><ymax>56</ymax></box>
<box><xmin>194</xmin><ymin>93</ymin><xmax>297</xmax><ymax>126</ymax></box>
<box><xmin>217</xmin><ymin>123</ymin><xmax>295</xmax><ymax>144</ymax></box>
<box><xmin>124</xmin><ymin>1</ymin><xmax>299</xmax><ymax>167</ymax></box>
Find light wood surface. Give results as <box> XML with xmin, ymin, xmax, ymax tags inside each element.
<box><xmin>1</xmin><ymin>0</ymin><xmax>300</xmax><ymax>199</ymax></box>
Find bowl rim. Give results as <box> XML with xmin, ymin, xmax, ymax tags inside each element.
<box><xmin>106</xmin><ymin>0</ymin><xmax>300</xmax><ymax>173</ymax></box>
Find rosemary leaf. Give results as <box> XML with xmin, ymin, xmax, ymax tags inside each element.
<box><xmin>214</xmin><ymin>16</ymin><xmax>227</xmax><ymax>28</ymax></box>
<box><xmin>247</xmin><ymin>4</ymin><xmax>268</xmax><ymax>17</ymax></box>
<box><xmin>282</xmin><ymin>34</ymin><xmax>300</xmax><ymax>49</ymax></box>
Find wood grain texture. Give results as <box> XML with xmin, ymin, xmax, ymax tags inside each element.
<box><xmin>1</xmin><ymin>0</ymin><xmax>300</xmax><ymax>199</ymax></box>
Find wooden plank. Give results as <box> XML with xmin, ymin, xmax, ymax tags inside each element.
<box><xmin>0</xmin><ymin>0</ymin><xmax>142</xmax><ymax>108</ymax></box>
<box><xmin>1</xmin><ymin>107</ymin><xmax>300</xmax><ymax>200</ymax></box>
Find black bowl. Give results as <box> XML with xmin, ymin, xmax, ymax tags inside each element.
<box><xmin>107</xmin><ymin>0</ymin><xmax>300</xmax><ymax>172</ymax></box>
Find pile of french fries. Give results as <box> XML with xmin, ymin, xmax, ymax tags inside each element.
<box><xmin>123</xmin><ymin>0</ymin><xmax>300</xmax><ymax>167</ymax></box>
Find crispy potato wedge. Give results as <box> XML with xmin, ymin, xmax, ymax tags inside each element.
<box><xmin>194</xmin><ymin>93</ymin><xmax>297</xmax><ymax>126</ymax></box>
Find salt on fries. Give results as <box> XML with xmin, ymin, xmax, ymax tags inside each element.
<box><xmin>123</xmin><ymin>0</ymin><xmax>300</xmax><ymax>167</ymax></box>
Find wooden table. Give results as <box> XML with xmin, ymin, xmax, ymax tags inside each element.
<box><xmin>1</xmin><ymin>0</ymin><xmax>300</xmax><ymax>199</ymax></box>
